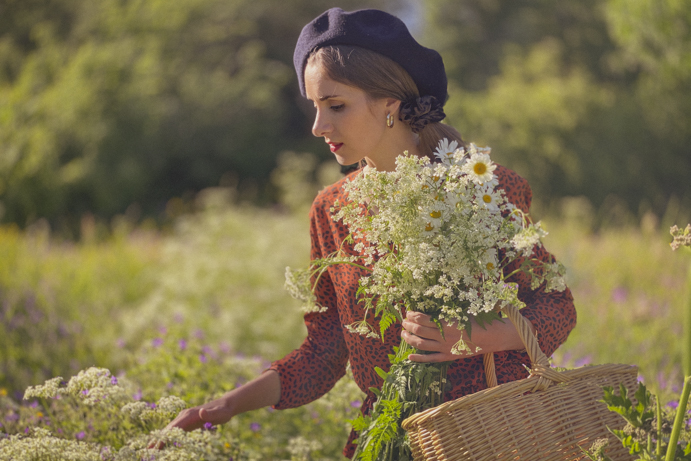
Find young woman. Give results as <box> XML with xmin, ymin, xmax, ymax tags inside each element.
<box><xmin>166</xmin><ymin>8</ymin><xmax>577</xmax><ymax>458</ymax></box>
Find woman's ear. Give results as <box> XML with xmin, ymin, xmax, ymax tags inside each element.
<box><xmin>385</xmin><ymin>98</ymin><xmax>402</xmax><ymax>115</ymax></box>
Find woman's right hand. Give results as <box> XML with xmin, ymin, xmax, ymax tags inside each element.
<box><xmin>165</xmin><ymin>369</ymin><xmax>281</xmax><ymax>432</ymax></box>
<box><xmin>165</xmin><ymin>395</ymin><xmax>236</xmax><ymax>432</ymax></box>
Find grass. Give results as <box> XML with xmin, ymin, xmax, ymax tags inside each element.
<box><xmin>0</xmin><ymin>182</ymin><xmax>689</xmax><ymax>458</ymax></box>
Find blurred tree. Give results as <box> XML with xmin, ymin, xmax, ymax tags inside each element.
<box><xmin>0</xmin><ymin>0</ymin><xmax>392</xmax><ymax>228</ymax></box>
<box><xmin>423</xmin><ymin>0</ymin><xmax>690</xmax><ymax>221</ymax></box>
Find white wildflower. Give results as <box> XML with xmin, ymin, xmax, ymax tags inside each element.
<box><xmin>511</xmin><ymin>222</ymin><xmax>548</xmax><ymax>255</ymax></box>
<box><xmin>462</xmin><ymin>148</ymin><xmax>496</xmax><ymax>185</ymax></box>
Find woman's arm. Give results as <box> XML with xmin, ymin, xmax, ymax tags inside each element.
<box><xmin>164</xmin><ymin>370</ymin><xmax>281</xmax><ymax>431</ymax></box>
<box><xmin>402</xmin><ymin>311</ymin><xmax>535</xmax><ymax>363</ymax></box>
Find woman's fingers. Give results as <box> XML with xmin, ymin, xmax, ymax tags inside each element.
<box><xmin>198</xmin><ymin>404</ymin><xmax>233</xmax><ymax>425</ymax></box>
<box><xmin>401</xmin><ymin>329</ymin><xmax>442</xmax><ymax>351</ymax></box>
<box><xmin>405</xmin><ymin>311</ymin><xmax>437</xmax><ymax>327</ymax></box>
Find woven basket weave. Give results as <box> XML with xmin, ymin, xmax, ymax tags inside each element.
<box><xmin>401</xmin><ymin>304</ymin><xmax>639</xmax><ymax>461</ymax></box>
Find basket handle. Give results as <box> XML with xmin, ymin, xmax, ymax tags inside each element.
<box><xmin>483</xmin><ymin>303</ymin><xmax>566</xmax><ymax>391</ymax></box>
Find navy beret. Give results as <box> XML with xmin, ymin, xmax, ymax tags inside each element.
<box><xmin>294</xmin><ymin>8</ymin><xmax>448</xmax><ymax>105</ymax></box>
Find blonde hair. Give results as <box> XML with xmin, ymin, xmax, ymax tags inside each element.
<box><xmin>307</xmin><ymin>45</ymin><xmax>464</xmax><ymax>160</ymax></box>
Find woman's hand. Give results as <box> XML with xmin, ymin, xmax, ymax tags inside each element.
<box><xmin>401</xmin><ymin>311</ymin><xmax>535</xmax><ymax>363</ymax></box>
<box><xmin>164</xmin><ymin>396</ymin><xmax>235</xmax><ymax>432</ymax></box>
<box><xmin>150</xmin><ymin>370</ymin><xmax>281</xmax><ymax>448</ymax></box>
<box><xmin>401</xmin><ymin>311</ymin><xmax>476</xmax><ymax>362</ymax></box>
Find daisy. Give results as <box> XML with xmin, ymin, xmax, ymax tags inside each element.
<box><xmin>433</xmin><ymin>138</ymin><xmax>460</xmax><ymax>164</ymax></box>
<box><xmin>462</xmin><ymin>151</ymin><xmax>496</xmax><ymax>184</ymax></box>
<box><xmin>477</xmin><ymin>185</ymin><xmax>502</xmax><ymax>212</ymax></box>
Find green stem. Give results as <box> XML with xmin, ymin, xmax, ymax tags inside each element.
<box><xmin>684</xmin><ymin>260</ymin><xmax>691</xmax><ymax>377</ymax></box>
<box><xmin>664</xmin><ymin>375</ymin><xmax>691</xmax><ymax>461</ymax></box>
<box><xmin>656</xmin><ymin>396</ymin><xmax>662</xmax><ymax>461</ymax></box>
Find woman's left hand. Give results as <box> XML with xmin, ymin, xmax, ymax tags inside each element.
<box><xmin>401</xmin><ymin>311</ymin><xmax>477</xmax><ymax>362</ymax></box>
<box><xmin>401</xmin><ymin>310</ymin><xmax>534</xmax><ymax>363</ymax></box>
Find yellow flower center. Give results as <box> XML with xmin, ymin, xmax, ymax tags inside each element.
<box><xmin>433</xmin><ymin>175</ymin><xmax>440</xmax><ymax>181</ymax></box>
<box><xmin>446</xmin><ymin>151</ymin><xmax>454</xmax><ymax>157</ymax></box>
<box><xmin>483</xmin><ymin>194</ymin><xmax>492</xmax><ymax>203</ymax></box>
<box><xmin>0</xmin><ymin>388</ymin><xmax>6</xmax><ymax>397</ymax></box>
<box><xmin>425</xmin><ymin>223</ymin><xmax>434</xmax><ymax>231</ymax></box>
<box><xmin>36</xmin><ymin>412</ymin><xmax>44</xmax><ymax>418</ymax></box>
<box><xmin>429</xmin><ymin>211</ymin><xmax>442</xmax><ymax>219</ymax></box>
<box><xmin>486</xmin><ymin>262</ymin><xmax>495</xmax><ymax>270</ymax></box>
<box><xmin>474</xmin><ymin>163</ymin><xmax>487</xmax><ymax>175</ymax></box>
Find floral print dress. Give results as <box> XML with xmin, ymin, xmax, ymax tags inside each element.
<box><xmin>268</xmin><ymin>164</ymin><xmax>577</xmax><ymax>458</ymax></box>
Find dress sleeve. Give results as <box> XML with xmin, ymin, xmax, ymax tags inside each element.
<box><xmin>500</xmin><ymin>169</ymin><xmax>577</xmax><ymax>357</ymax></box>
<box><xmin>268</xmin><ymin>200</ymin><xmax>349</xmax><ymax>409</ymax></box>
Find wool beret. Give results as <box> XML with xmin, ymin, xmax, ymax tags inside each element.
<box><xmin>294</xmin><ymin>8</ymin><xmax>448</xmax><ymax>105</ymax></box>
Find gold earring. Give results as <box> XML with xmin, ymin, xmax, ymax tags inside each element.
<box><xmin>386</xmin><ymin>113</ymin><xmax>394</xmax><ymax>128</ymax></box>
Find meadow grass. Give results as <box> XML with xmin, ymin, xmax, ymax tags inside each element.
<box><xmin>0</xmin><ymin>184</ymin><xmax>689</xmax><ymax>459</ymax></box>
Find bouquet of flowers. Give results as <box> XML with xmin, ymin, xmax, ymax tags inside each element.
<box><xmin>286</xmin><ymin>139</ymin><xmax>567</xmax><ymax>461</ymax></box>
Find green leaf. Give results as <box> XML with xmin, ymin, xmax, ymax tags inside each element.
<box><xmin>375</xmin><ymin>367</ymin><xmax>388</xmax><ymax>381</ymax></box>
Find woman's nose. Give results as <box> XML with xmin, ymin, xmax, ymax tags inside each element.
<box><xmin>312</xmin><ymin>110</ymin><xmax>332</xmax><ymax>138</ymax></box>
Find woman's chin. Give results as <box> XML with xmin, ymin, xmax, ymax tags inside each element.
<box><xmin>333</xmin><ymin>153</ymin><xmax>360</xmax><ymax>166</ymax></box>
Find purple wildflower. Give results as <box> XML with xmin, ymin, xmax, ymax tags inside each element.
<box><xmin>203</xmin><ymin>422</ymin><xmax>217</xmax><ymax>432</ymax></box>
<box><xmin>149</xmin><ymin>402</ymin><xmax>157</xmax><ymax>409</ymax></box>
<box><xmin>152</xmin><ymin>338</ymin><xmax>163</xmax><ymax>347</ymax></box>
<box><xmin>116</xmin><ymin>338</ymin><xmax>125</xmax><ymax>348</ymax></box>
<box><xmin>350</xmin><ymin>400</ymin><xmax>362</xmax><ymax>408</ymax></box>
<box><xmin>158</xmin><ymin>326</ymin><xmax>168</xmax><ymax>335</ymax></box>
<box><xmin>611</xmin><ymin>287</ymin><xmax>628</xmax><ymax>303</ymax></box>
<box><xmin>667</xmin><ymin>400</ymin><xmax>679</xmax><ymax>409</ymax></box>
<box><xmin>133</xmin><ymin>390</ymin><xmax>142</xmax><ymax>401</ymax></box>
<box><xmin>199</xmin><ymin>354</ymin><xmax>208</xmax><ymax>364</ymax></box>
<box><xmin>250</xmin><ymin>422</ymin><xmax>261</xmax><ymax>432</ymax></box>
<box><xmin>110</xmin><ymin>376</ymin><xmax>118</xmax><ymax>386</ymax></box>
<box><xmin>178</xmin><ymin>339</ymin><xmax>187</xmax><ymax>351</ymax></box>
<box><xmin>76</xmin><ymin>431</ymin><xmax>85</xmax><ymax>440</ymax></box>
<box><xmin>573</xmin><ymin>355</ymin><xmax>592</xmax><ymax>368</ymax></box>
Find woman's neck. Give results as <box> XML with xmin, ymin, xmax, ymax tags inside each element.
<box><xmin>364</xmin><ymin>131</ymin><xmax>422</xmax><ymax>172</ymax></box>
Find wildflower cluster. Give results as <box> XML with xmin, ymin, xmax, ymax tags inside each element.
<box><xmin>671</xmin><ymin>224</ymin><xmax>691</xmax><ymax>251</ymax></box>
<box><xmin>286</xmin><ymin>139</ymin><xmax>567</xmax><ymax>461</ymax></box>
<box><xmin>330</xmin><ymin>139</ymin><xmax>564</xmax><ymax>353</ymax></box>
<box><xmin>24</xmin><ymin>368</ymin><xmax>128</xmax><ymax>405</ymax></box>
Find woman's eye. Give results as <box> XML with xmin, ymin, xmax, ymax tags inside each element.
<box><xmin>330</xmin><ymin>104</ymin><xmax>344</xmax><ymax>111</ymax></box>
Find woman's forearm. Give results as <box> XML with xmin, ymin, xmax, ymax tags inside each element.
<box><xmin>224</xmin><ymin>369</ymin><xmax>281</xmax><ymax>417</ymax></box>
<box><xmin>165</xmin><ymin>369</ymin><xmax>281</xmax><ymax>432</ymax></box>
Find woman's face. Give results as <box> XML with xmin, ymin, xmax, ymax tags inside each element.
<box><xmin>304</xmin><ymin>63</ymin><xmax>393</xmax><ymax>168</ymax></box>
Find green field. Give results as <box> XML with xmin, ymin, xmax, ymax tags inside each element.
<box><xmin>0</xmin><ymin>188</ymin><xmax>689</xmax><ymax>459</ymax></box>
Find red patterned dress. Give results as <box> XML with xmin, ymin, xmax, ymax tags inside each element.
<box><xmin>268</xmin><ymin>164</ymin><xmax>577</xmax><ymax>458</ymax></box>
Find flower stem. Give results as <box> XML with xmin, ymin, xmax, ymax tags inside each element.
<box><xmin>684</xmin><ymin>260</ymin><xmax>691</xmax><ymax>377</ymax></box>
<box><xmin>664</xmin><ymin>375</ymin><xmax>691</xmax><ymax>461</ymax></box>
<box><xmin>656</xmin><ymin>396</ymin><xmax>662</xmax><ymax>461</ymax></box>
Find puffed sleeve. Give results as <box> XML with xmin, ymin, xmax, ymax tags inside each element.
<box><xmin>268</xmin><ymin>200</ymin><xmax>349</xmax><ymax>409</ymax></box>
<box><xmin>497</xmin><ymin>166</ymin><xmax>577</xmax><ymax>357</ymax></box>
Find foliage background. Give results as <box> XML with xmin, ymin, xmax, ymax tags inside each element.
<box><xmin>1</xmin><ymin>0</ymin><xmax>690</xmax><ymax>458</ymax></box>
<box><xmin>0</xmin><ymin>0</ymin><xmax>689</xmax><ymax>230</ymax></box>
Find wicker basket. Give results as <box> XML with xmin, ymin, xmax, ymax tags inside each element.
<box><xmin>401</xmin><ymin>304</ymin><xmax>639</xmax><ymax>461</ymax></box>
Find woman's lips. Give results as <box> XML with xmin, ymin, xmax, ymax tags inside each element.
<box><xmin>328</xmin><ymin>142</ymin><xmax>343</xmax><ymax>153</ymax></box>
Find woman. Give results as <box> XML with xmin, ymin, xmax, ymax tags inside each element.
<box><xmin>167</xmin><ymin>8</ymin><xmax>577</xmax><ymax>458</ymax></box>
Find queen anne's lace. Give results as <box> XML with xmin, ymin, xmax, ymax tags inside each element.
<box><xmin>328</xmin><ymin>139</ymin><xmax>566</xmax><ymax>353</ymax></box>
